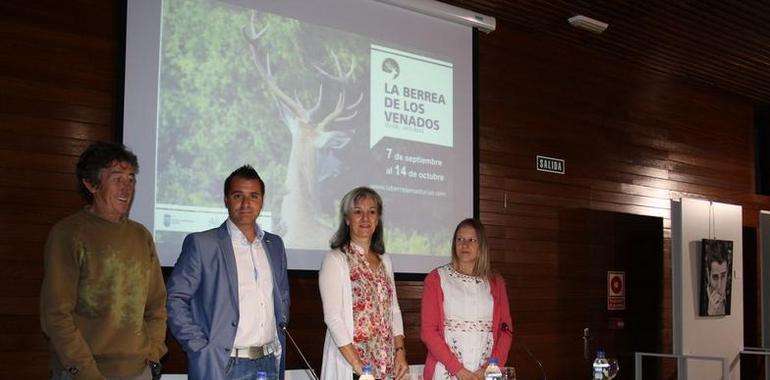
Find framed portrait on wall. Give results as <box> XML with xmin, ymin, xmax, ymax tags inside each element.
<box><xmin>699</xmin><ymin>239</ymin><xmax>733</xmax><ymax>316</ymax></box>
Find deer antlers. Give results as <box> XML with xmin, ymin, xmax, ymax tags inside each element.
<box><xmin>242</xmin><ymin>10</ymin><xmax>362</xmax><ymax>131</ymax></box>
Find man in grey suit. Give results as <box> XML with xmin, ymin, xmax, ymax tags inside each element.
<box><xmin>167</xmin><ymin>165</ymin><xmax>290</xmax><ymax>380</ymax></box>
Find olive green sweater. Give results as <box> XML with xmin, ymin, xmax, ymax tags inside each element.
<box><xmin>40</xmin><ymin>209</ymin><xmax>167</xmax><ymax>379</ymax></box>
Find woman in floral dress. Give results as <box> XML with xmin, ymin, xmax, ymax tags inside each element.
<box><xmin>421</xmin><ymin>218</ymin><xmax>513</xmax><ymax>380</ymax></box>
<box><xmin>319</xmin><ymin>187</ymin><xmax>409</xmax><ymax>380</ymax></box>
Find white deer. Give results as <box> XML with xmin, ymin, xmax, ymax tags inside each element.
<box><xmin>243</xmin><ymin>12</ymin><xmax>363</xmax><ymax>249</ymax></box>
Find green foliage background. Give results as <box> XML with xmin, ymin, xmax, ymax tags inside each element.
<box><xmin>155</xmin><ymin>0</ymin><xmax>449</xmax><ymax>255</ymax></box>
<box><xmin>157</xmin><ymin>0</ymin><xmax>365</xmax><ymax>223</ymax></box>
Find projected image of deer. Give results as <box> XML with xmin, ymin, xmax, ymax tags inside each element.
<box><xmin>243</xmin><ymin>11</ymin><xmax>363</xmax><ymax>249</ymax></box>
<box><xmin>153</xmin><ymin>0</ymin><xmax>459</xmax><ymax>263</ymax></box>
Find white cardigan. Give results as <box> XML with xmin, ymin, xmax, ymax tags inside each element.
<box><xmin>318</xmin><ymin>248</ymin><xmax>404</xmax><ymax>380</ymax></box>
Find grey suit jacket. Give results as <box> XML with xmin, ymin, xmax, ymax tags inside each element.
<box><xmin>166</xmin><ymin>222</ymin><xmax>290</xmax><ymax>380</ymax></box>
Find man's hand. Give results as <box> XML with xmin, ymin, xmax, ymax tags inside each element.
<box><xmin>149</xmin><ymin>361</ymin><xmax>162</xmax><ymax>380</ymax></box>
<box><xmin>707</xmin><ymin>287</ymin><xmax>725</xmax><ymax>315</ymax></box>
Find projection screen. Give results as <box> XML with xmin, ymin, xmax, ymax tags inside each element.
<box><xmin>123</xmin><ymin>0</ymin><xmax>475</xmax><ymax>272</ymax></box>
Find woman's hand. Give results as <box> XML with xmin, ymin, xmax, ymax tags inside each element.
<box><xmin>454</xmin><ymin>368</ymin><xmax>483</xmax><ymax>380</ymax></box>
<box><xmin>352</xmin><ymin>362</ymin><xmax>364</xmax><ymax>376</ymax></box>
<box><xmin>472</xmin><ymin>366</ymin><xmax>487</xmax><ymax>379</ymax></box>
<box><xmin>338</xmin><ymin>344</ymin><xmax>364</xmax><ymax>375</ymax></box>
<box><xmin>393</xmin><ymin>349</ymin><xmax>409</xmax><ymax>379</ymax></box>
<box><xmin>392</xmin><ymin>335</ymin><xmax>409</xmax><ymax>379</ymax></box>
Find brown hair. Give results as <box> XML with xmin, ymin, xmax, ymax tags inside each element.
<box><xmin>76</xmin><ymin>142</ymin><xmax>138</xmax><ymax>204</ymax></box>
<box><xmin>450</xmin><ymin>218</ymin><xmax>491</xmax><ymax>279</ymax></box>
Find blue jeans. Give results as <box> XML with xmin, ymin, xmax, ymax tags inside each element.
<box><xmin>224</xmin><ymin>355</ymin><xmax>278</xmax><ymax>380</ymax></box>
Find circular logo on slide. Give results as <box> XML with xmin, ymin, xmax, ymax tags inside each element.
<box><xmin>382</xmin><ymin>58</ymin><xmax>400</xmax><ymax>79</ymax></box>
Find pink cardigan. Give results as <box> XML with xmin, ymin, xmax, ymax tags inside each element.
<box><xmin>420</xmin><ymin>268</ymin><xmax>513</xmax><ymax>380</ymax></box>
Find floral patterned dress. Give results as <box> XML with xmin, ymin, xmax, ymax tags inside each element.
<box><xmin>433</xmin><ymin>264</ymin><xmax>494</xmax><ymax>380</ymax></box>
<box><xmin>346</xmin><ymin>243</ymin><xmax>394</xmax><ymax>379</ymax></box>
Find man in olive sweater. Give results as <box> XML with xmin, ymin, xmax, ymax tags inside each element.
<box><xmin>40</xmin><ymin>142</ymin><xmax>167</xmax><ymax>380</ymax></box>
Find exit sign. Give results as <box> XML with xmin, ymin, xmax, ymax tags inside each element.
<box><xmin>536</xmin><ymin>155</ymin><xmax>565</xmax><ymax>174</ymax></box>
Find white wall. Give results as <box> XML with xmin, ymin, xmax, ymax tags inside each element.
<box><xmin>672</xmin><ymin>198</ymin><xmax>743</xmax><ymax>380</ymax></box>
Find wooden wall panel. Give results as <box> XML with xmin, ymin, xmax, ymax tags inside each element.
<box><xmin>0</xmin><ymin>1</ymin><xmax>122</xmax><ymax>378</ymax></box>
<box><xmin>1</xmin><ymin>1</ymin><xmax>768</xmax><ymax>379</ymax></box>
<box><xmin>476</xmin><ymin>22</ymin><xmax>765</xmax><ymax>380</ymax></box>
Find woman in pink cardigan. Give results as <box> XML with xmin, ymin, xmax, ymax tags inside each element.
<box><xmin>420</xmin><ymin>218</ymin><xmax>513</xmax><ymax>380</ymax></box>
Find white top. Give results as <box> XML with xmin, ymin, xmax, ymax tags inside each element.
<box><xmin>434</xmin><ymin>265</ymin><xmax>494</xmax><ymax>379</ymax></box>
<box><xmin>227</xmin><ymin>219</ymin><xmax>276</xmax><ymax>348</ymax></box>
<box><xmin>318</xmin><ymin>248</ymin><xmax>404</xmax><ymax>380</ymax></box>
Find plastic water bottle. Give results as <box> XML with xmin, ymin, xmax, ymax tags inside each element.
<box><xmin>592</xmin><ymin>350</ymin><xmax>609</xmax><ymax>379</ymax></box>
<box><xmin>256</xmin><ymin>371</ymin><xmax>267</xmax><ymax>380</ymax></box>
<box><xmin>359</xmin><ymin>364</ymin><xmax>375</xmax><ymax>380</ymax></box>
<box><xmin>485</xmin><ymin>357</ymin><xmax>503</xmax><ymax>379</ymax></box>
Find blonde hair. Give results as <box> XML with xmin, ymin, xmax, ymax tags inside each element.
<box><xmin>450</xmin><ymin>218</ymin><xmax>491</xmax><ymax>279</ymax></box>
